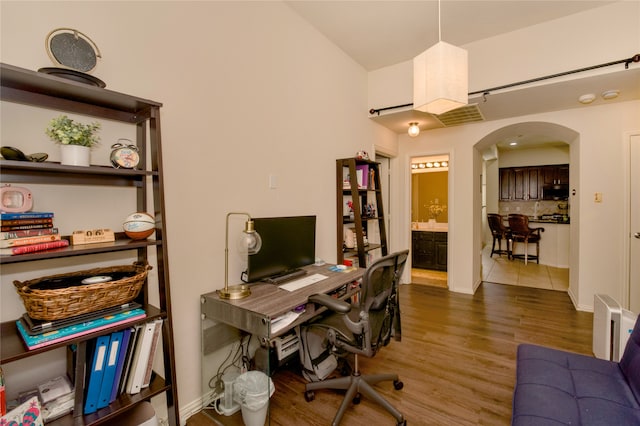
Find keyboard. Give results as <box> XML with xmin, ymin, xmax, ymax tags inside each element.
<box><xmin>279</xmin><ymin>273</ymin><xmax>328</xmax><ymax>292</ymax></box>
<box><xmin>264</xmin><ymin>269</ymin><xmax>307</xmax><ymax>284</ymax></box>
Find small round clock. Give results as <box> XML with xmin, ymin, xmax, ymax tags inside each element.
<box><xmin>110</xmin><ymin>140</ymin><xmax>140</xmax><ymax>169</ymax></box>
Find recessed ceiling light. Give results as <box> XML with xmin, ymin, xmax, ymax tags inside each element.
<box><xmin>509</xmin><ymin>142</ymin><xmax>517</xmax><ymax>146</ymax></box>
<box><xmin>578</xmin><ymin>93</ymin><xmax>596</xmax><ymax>104</ymax></box>
<box><xmin>602</xmin><ymin>89</ymin><xmax>620</xmax><ymax>100</ymax></box>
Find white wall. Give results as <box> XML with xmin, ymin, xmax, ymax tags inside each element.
<box><xmin>0</xmin><ymin>1</ymin><xmax>391</xmax><ymax>422</ymax></box>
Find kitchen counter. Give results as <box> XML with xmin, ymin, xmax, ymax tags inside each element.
<box><xmin>412</xmin><ymin>221</ymin><xmax>448</xmax><ymax>232</ymax></box>
<box><xmin>510</xmin><ymin>222</ymin><xmax>569</xmax><ymax>268</ymax></box>
<box><xmin>529</xmin><ymin>218</ymin><xmax>570</xmax><ymax>224</ymax></box>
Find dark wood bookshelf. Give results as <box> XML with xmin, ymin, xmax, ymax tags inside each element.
<box><xmin>336</xmin><ymin>158</ymin><xmax>388</xmax><ymax>267</ymax></box>
<box><xmin>0</xmin><ymin>63</ymin><xmax>179</xmax><ymax>426</ymax></box>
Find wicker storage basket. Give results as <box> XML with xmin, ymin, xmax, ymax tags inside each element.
<box><xmin>14</xmin><ymin>262</ymin><xmax>151</xmax><ymax>320</ymax></box>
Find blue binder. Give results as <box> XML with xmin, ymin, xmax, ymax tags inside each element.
<box><xmin>97</xmin><ymin>331</ymin><xmax>123</xmax><ymax>409</ymax></box>
<box><xmin>84</xmin><ymin>335</ymin><xmax>110</xmax><ymax>414</ymax></box>
<box><xmin>109</xmin><ymin>327</ymin><xmax>132</xmax><ymax>403</ymax></box>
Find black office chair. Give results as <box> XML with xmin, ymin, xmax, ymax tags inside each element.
<box><xmin>302</xmin><ymin>250</ymin><xmax>409</xmax><ymax>426</ymax></box>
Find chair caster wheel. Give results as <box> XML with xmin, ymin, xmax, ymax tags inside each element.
<box><xmin>304</xmin><ymin>391</ymin><xmax>315</xmax><ymax>402</ymax></box>
<box><xmin>394</xmin><ymin>380</ymin><xmax>404</xmax><ymax>390</ymax></box>
<box><xmin>352</xmin><ymin>393</ymin><xmax>361</xmax><ymax>404</ymax></box>
<box><xmin>397</xmin><ymin>420</ymin><xmax>407</xmax><ymax>425</ymax></box>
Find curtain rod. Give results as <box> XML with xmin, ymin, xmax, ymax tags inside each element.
<box><xmin>368</xmin><ymin>53</ymin><xmax>639</xmax><ymax>116</ymax></box>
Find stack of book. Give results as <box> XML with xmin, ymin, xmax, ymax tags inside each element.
<box><xmin>16</xmin><ymin>303</ymin><xmax>146</xmax><ymax>351</ymax></box>
<box><xmin>0</xmin><ymin>212</ymin><xmax>68</xmax><ymax>255</ymax></box>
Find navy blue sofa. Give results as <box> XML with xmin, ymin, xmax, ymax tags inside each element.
<box><xmin>512</xmin><ymin>315</ymin><xmax>640</xmax><ymax>425</ymax></box>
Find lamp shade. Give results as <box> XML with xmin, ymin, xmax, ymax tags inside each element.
<box><xmin>238</xmin><ymin>220</ymin><xmax>262</xmax><ymax>255</ymax></box>
<box><xmin>413</xmin><ymin>41</ymin><xmax>468</xmax><ymax>115</ymax></box>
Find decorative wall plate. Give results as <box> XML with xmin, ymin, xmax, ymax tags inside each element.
<box><xmin>39</xmin><ymin>28</ymin><xmax>106</xmax><ymax>87</ymax></box>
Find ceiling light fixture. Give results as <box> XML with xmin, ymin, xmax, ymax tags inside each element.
<box><xmin>578</xmin><ymin>93</ymin><xmax>596</xmax><ymax>104</ymax></box>
<box><xmin>411</xmin><ymin>161</ymin><xmax>449</xmax><ymax>171</ymax></box>
<box><xmin>412</xmin><ymin>0</ymin><xmax>468</xmax><ymax>115</ymax></box>
<box><xmin>408</xmin><ymin>122</ymin><xmax>420</xmax><ymax>137</ymax></box>
<box><xmin>601</xmin><ymin>89</ymin><xmax>620</xmax><ymax>100</ymax></box>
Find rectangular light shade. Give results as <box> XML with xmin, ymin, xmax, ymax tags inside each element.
<box><xmin>413</xmin><ymin>41</ymin><xmax>468</xmax><ymax>115</ymax></box>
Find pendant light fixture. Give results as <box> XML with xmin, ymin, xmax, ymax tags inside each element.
<box><xmin>408</xmin><ymin>122</ymin><xmax>420</xmax><ymax>137</ymax></box>
<box><xmin>413</xmin><ymin>0</ymin><xmax>468</xmax><ymax>115</ymax></box>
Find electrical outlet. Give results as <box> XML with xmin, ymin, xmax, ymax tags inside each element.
<box><xmin>594</xmin><ymin>192</ymin><xmax>603</xmax><ymax>203</ymax></box>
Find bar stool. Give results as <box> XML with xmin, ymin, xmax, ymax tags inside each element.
<box><xmin>508</xmin><ymin>214</ymin><xmax>544</xmax><ymax>265</ymax></box>
<box><xmin>487</xmin><ymin>213</ymin><xmax>511</xmax><ymax>257</ymax></box>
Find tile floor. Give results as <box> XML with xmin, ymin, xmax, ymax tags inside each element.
<box><xmin>411</xmin><ymin>245</ymin><xmax>570</xmax><ymax>292</ymax></box>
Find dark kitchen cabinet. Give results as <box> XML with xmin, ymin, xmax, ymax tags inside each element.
<box><xmin>541</xmin><ymin>164</ymin><xmax>569</xmax><ymax>186</ymax></box>
<box><xmin>513</xmin><ymin>167</ymin><xmax>539</xmax><ymax>200</ymax></box>
<box><xmin>499</xmin><ymin>168</ymin><xmax>515</xmax><ymax>201</ymax></box>
<box><xmin>501</xmin><ymin>167</ymin><xmax>540</xmax><ymax>200</ymax></box>
<box><xmin>500</xmin><ymin>165</ymin><xmax>568</xmax><ymax>201</ymax></box>
<box><xmin>412</xmin><ymin>231</ymin><xmax>447</xmax><ymax>271</ymax></box>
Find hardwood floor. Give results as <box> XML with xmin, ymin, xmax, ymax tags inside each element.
<box><xmin>188</xmin><ymin>282</ymin><xmax>593</xmax><ymax>426</ymax></box>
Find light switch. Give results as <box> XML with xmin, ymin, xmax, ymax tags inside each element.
<box><xmin>269</xmin><ymin>174</ymin><xmax>278</xmax><ymax>189</ymax></box>
<box><xmin>594</xmin><ymin>192</ymin><xmax>603</xmax><ymax>203</ymax></box>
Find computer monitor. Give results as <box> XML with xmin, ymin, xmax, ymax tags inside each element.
<box><xmin>242</xmin><ymin>215</ymin><xmax>316</xmax><ymax>283</ymax></box>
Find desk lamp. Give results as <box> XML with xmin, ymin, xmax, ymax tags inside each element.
<box><xmin>218</xmin><ymin>212</ymin><xmax>262</xmax><ymax>299</ymax></box>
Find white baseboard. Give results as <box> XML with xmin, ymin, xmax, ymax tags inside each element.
<box><xmin>180</xmin><ymin>391</ymin><xmax>219</xmax><ymax>425</ymax></box>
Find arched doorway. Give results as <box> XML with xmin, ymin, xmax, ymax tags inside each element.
<box><xmin>474</xmin><ymin>122</ymin><xmax>580</xmax><ymax>299</ymax></box>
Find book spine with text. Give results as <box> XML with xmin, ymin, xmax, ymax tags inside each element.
<box><xmin>1</xmin><ymin>223</ymin><xmax>54</xmax><ymax>231</ymax></box>
<box><xmin>1</xmin><ymin>228</ymin><xmax>58</xmax><ymax>239</ymax></box>
<box><xmin>0</xmin><ymin>234</ymin><xmax>61</xmax><ymax>248</ymax></box>
<box><xmin>1</xmin><ymin>239</ymin><xmax>69</xmax><ymax>255</ymax></box>
<box><xmin>0</xmin><ymin>212</ymin><xmax>54</xmax><ymax>220</ymax></box>
<box><xmin>0</xmin><ymin>218</ymin><xmax>53</xmax><ymax>226</ymax></box>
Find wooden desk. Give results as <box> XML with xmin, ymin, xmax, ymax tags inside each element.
<box><xmin>200</xmin><ymin>263</ymin><xmax>363</xmax><ymax>343</ymax></box>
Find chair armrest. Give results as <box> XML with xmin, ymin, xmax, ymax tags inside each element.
<box><xmin>530</xmin><ymin>227</ymin><xmax>545</xmax><ymax>235</ymax></box>
<box><xmin>309</xmin><ymin>293</ymin><xmax>351</xmax><ymax>314</ymax></box>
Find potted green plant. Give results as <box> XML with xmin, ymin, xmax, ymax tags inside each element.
<box><xmin>45</xmin><ymin>115</ymin><xmax>100</xmax><ymax>166</ymax></box>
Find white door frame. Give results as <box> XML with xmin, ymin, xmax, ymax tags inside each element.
<box><xmin>625</xmin><ymin>131</ymin><xmax>640</xmax><ymax>312</ymax></box>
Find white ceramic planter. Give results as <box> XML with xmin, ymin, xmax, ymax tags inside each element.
<box><xmin>60</xmin><ymin>144</ymin><xmax>90</xmax><ymax>166</ymax></box>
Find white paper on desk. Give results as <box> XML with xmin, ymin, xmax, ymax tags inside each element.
<box><xmin>271</xmin><ymin>310</ymin><xmax>303</xmax><ymax>334</ymax></box>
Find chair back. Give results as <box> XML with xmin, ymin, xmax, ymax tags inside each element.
<box><xmin>487</xmin><ymin>213</ymin><xmax>507</xmax><ymax>236</ymax></box>
<box><xmin>508</xmin><ymin>214</ymin><xmax>531</xmax><ymax>238</ymax></box>
<box><xmin>359</xmin><ymin>250</ymin><xmax>409</xmax><ymax>354</ymax></box>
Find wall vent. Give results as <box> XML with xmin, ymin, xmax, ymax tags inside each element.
<box><xmin>435</xmin><ymin>103</ymin><xmax>484</xmax><ymax>127</ymax></box>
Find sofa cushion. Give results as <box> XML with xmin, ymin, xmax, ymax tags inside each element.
<box><xmin>620</xmin><ymin>315</ymin><xmax>640</xmax><ymax>403</ymax></box>
<box><xmin>512</xmin><ymin>343</ymin><xmax>640</xmax><ymax>425</ymax></box>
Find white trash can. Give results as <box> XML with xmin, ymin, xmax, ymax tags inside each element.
<box><xmin>233</xmin><ymin>371</ymin><xmax>275</xmax><ymax>426</ymax></box>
